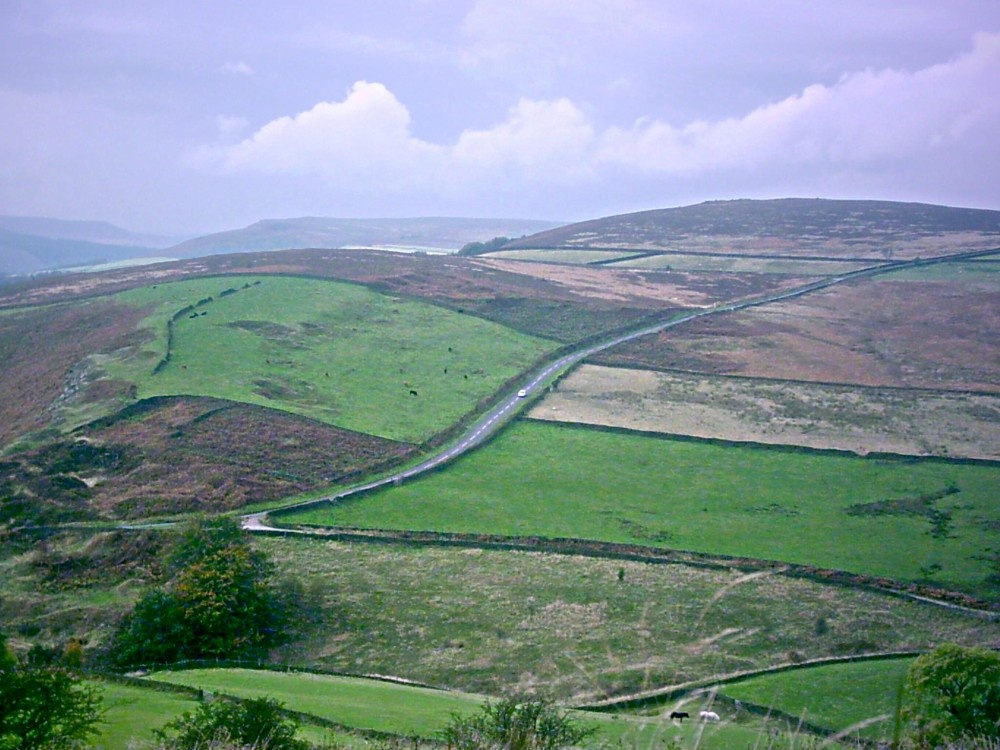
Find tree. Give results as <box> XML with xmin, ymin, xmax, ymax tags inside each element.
<box><xmin>111</xmin><ymin>517</ymin><xmax>289</xmax><ymax>668</ymax></box>
<box><xmin>440</xmin><ymin>698</ymin><xmax>595</xmax><ymax>750</ymax></box>
<box><xmin>0</xmin><ymin>659</ymin><xmax>104</xmax><ymax>750</ymax></box>
<box><xmin>155</xmin><ymin>696</ymin><xmax>305</xmax><ymax>750</ymax></box>
<box><xmin>903</xmin><ymin>643</ymin><xmax>1000</xmax><ymax>747</ymax></box>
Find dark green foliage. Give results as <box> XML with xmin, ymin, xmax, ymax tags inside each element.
<box><xmin>845</xmin><ymin>485</ymin><xmax>959</xmax><ymax>539</ymax></box>
<box><xmin>903</xmin><ymin>643</ymin><xmax>1000</xmax><ymax>746</ymax></box>
<box><xmin>155</xmin><ymin>696</ymin><xmax>305</xmax><ymax>750</ymax></box>
<box><xmin>0</xmin><ymin>659</ymin><xmax>104</xmax><ymax>750</ymax></box>
<box><xmin>457</xmin><ymin>236</ymin><xmax>510</xmax><ymax>256</ymax></box>
<box><xmin>439</xmin><ymin>698</ymin><xmax>595</xmax><ymax>750</ymax></box>
<box><xmin>111</xmin><ymin>517</ymin><xmax>290</xmax><ymax>668</ymax></box>
<box><xmin>167</xmin><ymin>515</ymin><xmax>253</xmax><ymax>574</ymax></box>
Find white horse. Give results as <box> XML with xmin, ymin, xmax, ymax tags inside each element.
<box><xmin>699</xmin><ymin>710</ymin><xmax>720</xmax><ymax>722</ymax></box>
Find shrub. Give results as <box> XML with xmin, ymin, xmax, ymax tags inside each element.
<box><xmin>903</xmin><ymin>643</ymin><xmax>1000</xmax><ymax>747</ymax></box>
<box><xmin>439</xmin><ymin>698</ymin><xmax>595</xmax><ymax>750</ymax></box>
<box><xmin>155</xmin><ymin>696</ymin><xmax>306</xmax><ymax>750</ymax></box>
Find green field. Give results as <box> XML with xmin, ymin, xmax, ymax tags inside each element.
<box><xmin>94</xmin><ymin>679</ymin><xmax>369</xmax><ymax>749</ymax></box>
<box><xmin>144</xmin><ymin>668</ymin><xmax>777</xmax><ymax>749</ymax></box>
<box><xmin>716</xmin><ymin>658</ymin><xmax>914</xmax><ymax>740</ymax></box>
<box><xmin>147</xmin><ymin>669</ymin><xmax>486</xmax><ymax>737</ymax></box>
<box><xmin>287</xmin><ymin>420</ymin><xmax>1000</xmax><ymax>595</ymax></box>
<box><xmin>94</xmin><ymin>681</ymin><xmax>196</xmax><ymax>749</ymax></box>
<box><xmin>101</xmin><ymin>276</ymin><xmax>555</xmax><ymax>442</ymax></box>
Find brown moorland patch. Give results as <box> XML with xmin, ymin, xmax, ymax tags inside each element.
<box><xmin>530</xmin><ymin>364</ymin><xmax>1000</xmax><ymax>460</ymax></box>
<box><xmin>0</xmin><ymin>301</ymin><xmax>149</xmax><ymax>447</ymax></box>
<box><xmin>477</xmin><ymin>258</ymin><xmax>810</xmax><ymax>307</ymax></box>
<box><xmin>594</xmin><ymin>276</ymin><xmax>1000</xmax><ymax>392</ymax></box>
<box><xmin>0</xmin><ymin>396</ymin><xmax>414</xmax><ymax>521</ymax></box>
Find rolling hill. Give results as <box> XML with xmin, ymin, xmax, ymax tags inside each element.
<box><xmin>0</xmin><ymin>197</ymin><xmax>997</xmax><ymax>749</ymax></box>
<box><xmin>503</xmin><ymin>198</ymin><xmax>1000</xmax><ymax>259</ymax></box>
<box><xmin>0</xmin><ymin>214</ymin><xmax>561</xmax><ymax>276</ymax></box>
<box><xmin>166</xmin><ymin>216</ymin><xmax>561</xmax><ymax>257</ymax></box>
<box><xmin>0</xmin><ymin>216</ymin><xmax>188</xmax><ymax>276</ymax></box>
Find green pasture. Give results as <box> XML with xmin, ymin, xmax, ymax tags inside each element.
<box><xmin>95</xmin><ymin>679</ymin><xmax>376</xmax><ymax>749</ymax></box>
<box><xmin>716</xmin><ymin>657</ymin><xmax>914</xmax><ymax>740</ymax></box>
<box><xmin>145</xmin><ymin>668</ymin><xmax>781</xmax><ymax>749</ymax></box>
<box><xmin>94</xmin><ymin>681</ymin><xmax>196</xmax><ymax>749</ymax></box>
<box><xmin>103</xmin><ymin>276</ymin><xmax>555</xmax><ymax>442</ymax></box>
<box><xmin>288</xmin><ymin>420</ymin><xmax>1000</xmax><ymax>595</ymax></box>
<box><xmin>147</xmin><ymin>668</ymin><xmax>486</xmax><ymax>737</ymax></box>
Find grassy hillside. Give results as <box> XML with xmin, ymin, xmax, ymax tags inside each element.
<box><xmin>714</xmin><ymin>658</ymin><xmax>914</xmax><ymax>740</ymax></box>
<box><xmin>288</xmin><ymin>420</ymin><xmax>1000</xmax><ymax>597</ymax></box>
<box><xmin>104</xmin><ymin>275</ymin><xmax>555</xmax><ymax>442</ymax></box>
<box><xmin>1</xmin><ymin>201</ymin><xmax>997</xmax><ymax>750</ymax></box>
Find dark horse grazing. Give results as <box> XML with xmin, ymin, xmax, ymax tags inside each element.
<box><xmin>670</xmin><ymin>711</ymin><xmax>690</xmax><ymax>721</ymax></box>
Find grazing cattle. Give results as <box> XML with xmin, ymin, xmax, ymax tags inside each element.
<box><xmin>699</xmin><ymin>711</ymin><xmax>720</xmax><ymax>722</ymax></box>
<box><xmin>409</xmin><ymin>389</ymin><xmax>419</xmax><ymax>396</ymax></box>
<box><xmin>669</xmin><ymin>711</ymin><xmax>689</xmax><ymax>722</ymax></box>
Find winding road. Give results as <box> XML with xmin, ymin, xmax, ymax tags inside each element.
<box><xmin>243</xmin><ymin>247</ymin><xmax>998</xmax><ymax>532</ymax></box>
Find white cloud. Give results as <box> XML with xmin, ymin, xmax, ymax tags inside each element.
<box><xmin>598</xmin><ymin>32</ymin><xmax>1000</xmax><ymax>173</ymax></box>
<box><xmin>199</xmin><ymin>33</ymin><xmax>1000</xmax><ymax>207</ymax></box>
<box><xmin>453</xmin><ymin>98</ymin><xmax>595</xmax><ymax>180</ymax></box>
<box><xmin>220</xmin><ymin>61</ymin><xmax>254</xmax><ymax>75</ymax></box>
<box><xmin>213</xmin><ymin>81</ymin><xmax>442</xmax><ymax>181</ymax></box>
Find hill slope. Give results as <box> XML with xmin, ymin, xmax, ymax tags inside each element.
<box><xmin>0</xmin><ymin>215</ymin><xmax>182</xmax><ymax>248</ymax></box>
<box><xmin>168</xmin><ymin>216</ymin><xmax>561</xmax><ymax>257</ymax></box>
<box><xmin>504</xmin><ymin>198</ymin><xmax>1000</xmax><ymax>259</ymax></box>
<box><xmin>0</xmin><ymin>228</ymin><xmax>162</xmax><ymax>275</ymax></box>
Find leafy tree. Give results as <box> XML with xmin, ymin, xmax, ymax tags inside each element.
<box><xmin>903</xmin><ymin>643</ymin><xmax>1000</xmax><ymax>747</ymax></box>
<box><xmin>440</xmin><ymin>698</ymin><xmax>595</xmax><ymax>750</ymax></box>
<box><xmin>0</xmin><ymin>658</ymin><xmax>104</xmax><ymax>750</ymax></box>
<box><xmin>111</xmin><ymin>517</ymin><xmax>289</xmax><ymax>668</ymax></box>
<box><xmin>457</xmin><ymin>236</ymin><xmax>511</xmax><ymax>256</ymax></box>
<box><xmin>155</xmin><ymin>696</ymin><xmax>306</xmax><ymax>750</ymax></box>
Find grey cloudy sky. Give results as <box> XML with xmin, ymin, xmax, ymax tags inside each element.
<box><xmin>1</xmin><ymin>1</ymin><xmax>998</xmax><ymax>233</ymax></box>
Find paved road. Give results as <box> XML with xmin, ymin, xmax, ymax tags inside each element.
<box><xmin>244</xmin><ymin>247</ymin><xmax>998</xmax><ymax>531</ymax></box>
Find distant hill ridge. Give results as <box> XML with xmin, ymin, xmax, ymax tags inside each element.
<box><xmin>0</xmin><ymin>227</ymin><xmax>162</xmax><ymax>276</ymax></box>
<box><xmin>0</xmin><ymin>215</ymin><xmax>182</xmax><ymax>248</ymax></box>
<box><xmin>0</xmin><ymin>215</ymin><xmax>560</xmax><ymax>276</ymax></box>
<box><xmin>504</xmin><ymin>199</ymin><xmax>1000</xmax><ymax>257</ymax></box>
<box><xmin>167</xmin><ymin>216</ymin><xmax>562</xmax><ymax>257</ymax></box>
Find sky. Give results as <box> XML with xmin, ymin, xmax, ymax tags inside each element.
<box><xmin>1</xmin><ymin>1</ymin><xmax>998</xmax><ymax>235</ymax></box>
